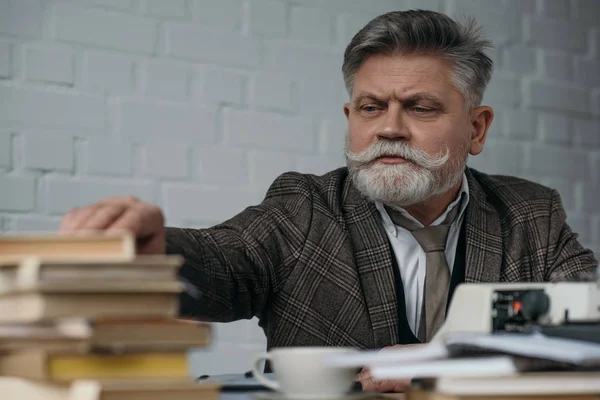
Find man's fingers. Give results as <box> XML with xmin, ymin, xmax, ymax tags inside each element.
<box><xmin>59</xmin><ymin>208</ymin><xmax>80</xmax><ymax>232</ymax></box>
<box><xmin>99</xmin><ymin>196</ymin><xmax>139</xmax><ymax>206</ymax></box>
<box><xmin>74</xmin><ymin>205</ymin><xmax>128</xmax><ymax>231</ymax></box>
<box><xmin>105</xmin><ymin>208</ymin><xmax>144</xmax><ymax>236</ymax></box>
<box><xmin>359</xmin><ymin>376</ymin><xmax>412</xmax><ymax>393</ymax></box>
<box><xmin>357</xmin><ymin>366</ymin><xmax>412</xmax><ymax>393</ymax></box>
<box><xmin>59</xmin><ymin>197</ymin><xmax>166</xmax><ymax>254</ymax></box>
<box><xmin>60</xmin><ymin>206</ymin><xmax>100</xmax><ymax>232</ymax></box>
<box><xmin>107</xmin><ymin>205</ymin><xmax>163</xmax><ymax>237</ymax></box>
<box><xmin>355</xmin><ymin>368</ymin><xmax>370</xmax><ymax>382</ymax></box>
<box><xmin>59</xmin><ymin>197</ymin><xmax>158</xmax><ymax>235</ymax></box>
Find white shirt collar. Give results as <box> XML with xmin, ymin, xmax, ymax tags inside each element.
<box><xmin>376</xmin><ymin>173</ymin><xmax>470</xmax><ymax>237</ymax></box>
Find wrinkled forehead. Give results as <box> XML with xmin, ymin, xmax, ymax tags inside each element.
<box><xmin>350</xmin><ymin>53</ymin><xmax>461</xmax><ymax>103</ymax></box>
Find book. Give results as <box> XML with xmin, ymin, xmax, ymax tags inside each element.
<box><xmin>0</xmin><ymin>376</ymin><xmax>221</xmax><ymax>400</ymax></box>
<box><xmin>0</xmin><ymin>376</ymin><xmax>70</xmax><ymax>400</ymax></box>
<box><xmin>69</xmin><ymin>379</ymin><xmax>220</xmax><ymax>400</ymax></box>
<box><xmin>0</xmin><ymin>255</ymin><xmax>184</xmax><ymax>294</ymax></box>
<box><xmin>324</xmin><ymin>331</ymin><xmax>600</xmax><ymax>370</ymax></box>
<box><xmin>0</xmin><ymin>292</ymin><xmax>179</xmax><ymax>324</ymax></box>
<box><xmin>0</xmin><ymin>318</ymin><xmax>212</xmax><ymax>353</ymax></box>
<box><xmin>443</xmin><ymin>331</ymin><xmax>600</xmax><ymax>366</ymax></box>
<box><xmin>405</xmin><ymin>388</ymin><xmax>599</xmax><ymax>400</ymax></box>
<box><xmin>0</xmin><ymin>348</ymin><xmax>190</xmax><ymax>381</ymax></box>
<box><xmin>325</xmin><ymin>342</ymin><xmax>449</xmax><ymax>368</ymax></box>
<box><xmin>82</xmin><ymin>318</ymin><xmax>211</xmax><ymax>351</ymax></box>
<box><xmin>0</xmin><ymin>232</ymin><xmax>135</xmax><ymax>261</ymax></box>
<box><xmin>411</xmin><ymin>371</ymin><xmax>600</xmax><ymax>397</ymax></box>
<box><xmin>369</xmin><ymin>356</ymin><xmax>521</xmax><ymax>381</ymax></box>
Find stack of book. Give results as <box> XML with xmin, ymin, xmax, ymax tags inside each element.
<box><xmin>0</xmin><ymin>232</ymin><xmax>218</xmax><ymax>400</ymax></box>
<box><xmin>326</xmin><ymin>330</ymin><xmax>600</xmax><ymax>400</ymax></box>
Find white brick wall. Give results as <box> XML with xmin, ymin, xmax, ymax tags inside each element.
<box><xmin>0</xmin><ymin>132</ymin><xmax>11</xmax><ymax>169</ymax></box>
<box><xmin>0</xmin><ymin>0</ymin><xmax>598</xmax><ymax>376</ymax></box>
<box><xmin>23</xmin><ymin>131</ymin><xmax>74</xmax><ymax>171</ymax></box>
<box><xmin>24</xmin><ymin>45</ymin><xmax>75</xmax><ymax>86</ymax></box>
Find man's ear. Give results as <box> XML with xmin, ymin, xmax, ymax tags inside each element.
<box><xmin>344</xmin><ymin>103</ymin><xmax>351</xmax><ymax>120</ymax></box>
<box><xmin>469</xmin><ymin>106</ymin><xmax>494</xmax><ymax>156</ymax></box>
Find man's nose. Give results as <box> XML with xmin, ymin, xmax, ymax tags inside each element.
<box><xmin>376</xmin><ymin>105</ymin><xmax>410</xmax><ymax>141</ymax></box>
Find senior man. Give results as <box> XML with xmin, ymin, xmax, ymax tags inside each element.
<box><xmin>59</xmin><ymin>9</ymin><xmax>598</xmax><ymax>393</ymax></box>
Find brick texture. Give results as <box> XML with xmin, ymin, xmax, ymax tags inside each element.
<box><xmin>119</xmin><ymin>100</ymin><xmax>215</xmax><ymax>143</ymax></box>
<box><xmin>290</xmin><ymin>6</ymin><xmax>333</xmax><ymax>44</ymax></box>
<box><xmin>193</xmin><ymin>147</ymin><xmax>249</xmax><ymax>185</ymax></box>
<box><xmin>23</xmin><ymin>131</ymin><xmax>73</xmax><ymax>171</ymax></box>
<box><xmin>538</xmin><ymin>113</ymin><xmax>572</xmax><ymax>145</ymax></box>
<box><xmin>0</xmin><ymin>86</ymin><xmax>107</xmax><ymax>130</ymax></box>
<box><xmin>0</xmin><ymin>132</ymin><xmax>11</xmax><ymax>169</ymax></box>
<box><xmin>0</xmin><ymin>0</ymin><xmax>598</xmax><ymax>376</ymax></box>
<box><xmin>526</xmin><ymin>144</ymin><xmax>590</xmax><ymax>181</ymax></box>
<box><xmin>0</xmin><ymin>41</ymin><xmax>12</xmax><ymax>78</ymax></box>
<box><xmin>144</xmin><ymin>60</ymin><xmax>190</xmax><ymax>101</ymax></box>
<box><xmin>145</xmin><ymin>0</ymin><xmax>187</xmax><ymax>18</ymax></box>
<box><xmin>196</xmin><ymin>66</ymin><xmax>244</xmax><ymax>104</ymax></box>
<box><xmin>247</xmin><ymin>73</ymin><xmax>293</xmax><ymax>111</ymax></box>
<box><xmin>539</xmin><ymin>0</ymin><xmax>570</xmax><ymax>19</ymax></box>
<box><xmin>539</xmin><ymin>50</ymin><xmax>572</xmax><ymax>81</ymax></box>
<box><xmin>525</xmin><ymin>15</ymin><xmax>589</xmax><ymax>52</ymax></box>
<box><xmin>140</xmin><ymin>142</ymin><xmax>189</xmax><ymax>178</ymax></box>
<box><xmin>223</xmin><ymin>108</ymin><xmax>315</xmax><ymax>152</ymax></box>
<box><xmin>43</xmin><ymin>176</ymin><xmax>154</xmax><ymax>214</ymax></box>
<box><xmin>54</xmin><ymin>4</ymin><xmax>158</xmax><ymax>54</ymax></box>
<box><xmin>247</xmin><ymin>150</ymin><xmax>295</xmax><ymax>195</ymax></box>
<box><xmin>82</xmin><ymin>51</ymin><xmax>136</xmax><ymax>96</ymax></box>
<box><xmin>248</xmin><ymin>0</ymin><xmax>286</xmax><ymax>37</ymax></box>
<box><xmin>10</xmin><ymin>215</ymin><xmax>61</xmax><ymax>232</ymax></box>
<box><xmin>83</xmin><ymin>138</ymin><xmax>132</xmax><ymax>176</ymax></box>
<box><xmin>24</xmin><ymin>45</ymin><xmax>74</xmax><ymax>86</ymax></box>
<box><xmin>190</xmin><ymin>0</ymin><xmax>241</xmax><ymax>30</ymax></box>
<box><xmin>466</xmin><ymin>138</ymin><xmax>527</xmax><ymax>177</ymax></box>
<box><xmin>0</xmin><ymin>0</ymin><xmax>44</xmax><ymax>39</ymax></box>
<box><xmin>162</xmin><ymin>183</ymin><xmax>259</xmax><ymax>224</ymax></box>
<box><xmin>167</xmin><ymin>23</ymin><xmax>260</xmax><ymax>67</ymax></box>
<box><xmin>0</xmin><ymin>175</ymin><xmax>36</xmax><ymax>211</ymax></box>
<box><xmin>525</xmin><ymin>80</ymin><xmax>590</xmax><ymax>113</ymax></box>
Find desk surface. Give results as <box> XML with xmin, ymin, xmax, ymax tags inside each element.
<box><xmin>220</xmin><ymin>392</ymin><xmax>406</xmax><ymax>400</ymax></box>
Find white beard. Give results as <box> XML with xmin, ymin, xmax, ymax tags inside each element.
<box><xmin>345</xmin><ymin>139</ymin><xmax>467</xmax><ymax>207</ymax></box>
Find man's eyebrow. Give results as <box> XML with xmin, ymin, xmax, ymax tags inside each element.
<box><xmin>402</xmin><ymin>92</ymin><xmax>445</xmax><ymax>107</ymax></box>
<box><xmin>353</xmin><ymin>91</ymin><xmax>387</xmax><ymax>104</ymax></box>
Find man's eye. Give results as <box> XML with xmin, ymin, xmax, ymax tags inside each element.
<box><xmin>361</xmin><ymin>105</ymin><xmax>379</xmax><ymax>113</ymax></box>
<box><xmin>412</xmin><ymin>106</ymin><xmax>434</xmax><ymax>114</ymax></box>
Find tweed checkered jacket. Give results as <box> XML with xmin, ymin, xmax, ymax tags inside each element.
<box><xmin>166</xmin><ymin>167</ymin><xmax>598</xmax><ymax>350</ymax></box>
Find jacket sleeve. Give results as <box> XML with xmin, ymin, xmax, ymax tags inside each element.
<box><xmin>545</xmin><ymin>189</ymin><xmax>598</xmax><ymax>281</ymax></box>
<box><xmin>165</xmin><ymin>172</ymin><xmax>314</xmax><ymax>322</ymax></box>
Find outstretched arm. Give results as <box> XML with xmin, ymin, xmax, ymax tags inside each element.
<box><xmin>167</xmin><ymin>173</ymin><xmax>314</xmax><ymax>322</ymax></box>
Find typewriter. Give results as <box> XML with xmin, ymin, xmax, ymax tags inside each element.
<box><xmin>432</xmin><ymin>265</ymin><xmax>600</xmax><ymax>344</ymax></box>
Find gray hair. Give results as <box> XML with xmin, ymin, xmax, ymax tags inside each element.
<box><xmin>342</xmin><ymin>10</ymin><xmax>494</xmax><ymax>110</ymax></box>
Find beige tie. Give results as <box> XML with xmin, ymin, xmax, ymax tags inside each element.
<box><xmin>385</xmin><ymin>204</ymin><xmax>460</xmax><ymax>342</ymax></box>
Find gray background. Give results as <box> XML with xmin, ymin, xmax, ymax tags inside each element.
<box><xmin>0</xmin><ymin>0</ymin><xmax>599</xmax><ymax>376</ymax></box>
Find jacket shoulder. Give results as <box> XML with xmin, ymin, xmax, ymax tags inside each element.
<box><xmin>264</xmin><ymin>167</ymin><xmax>348</xmax><ymax>200</ymax></box>
<box><xmin>261</xmin><ymin>167</ymin><xmax>349</xmax><ymax>222</ymax></box>
<box><xmin>468</xmin><ymin>167</ymin><xmax>559</xmax><ymax>206</ymax></box>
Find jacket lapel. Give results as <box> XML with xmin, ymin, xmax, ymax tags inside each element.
<box><xmin>463</xmin><ymin>168</ymin><xmax>503</xmax><ymax>282</ymax></box>
<box><xmin>342</xmin><ymin>179</ymin><xmax>399</xmax><ymax>348</ymax></box>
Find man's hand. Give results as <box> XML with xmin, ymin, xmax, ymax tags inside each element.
<box><xmin>59</xmin><ymin>196</ymin><xmax>166</xmax><ymax>255</ymax></box>
<box><xmin>356</xmin><ymin>344</ymin><xmax>425</xmax><ymax>393</ymax></box>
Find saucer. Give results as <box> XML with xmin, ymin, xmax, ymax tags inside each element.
<box><xmin>252</xmin><ymin>391</ymin><xmax>383</xmax><ymax>400</ymax></box>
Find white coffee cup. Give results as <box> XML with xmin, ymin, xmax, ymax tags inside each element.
<box><xmin>251</xmin><ymin>347</ymin><xmax>360</xmax><ymax>399</ymax></box>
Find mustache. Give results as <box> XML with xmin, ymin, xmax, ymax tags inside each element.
<box><xmin>345</xmin><ymin>140</ymin><xmax>449</xmax><ymax>170</ymax></box>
